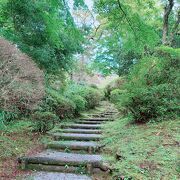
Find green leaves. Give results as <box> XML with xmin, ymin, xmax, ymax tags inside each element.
<box><xmin>114</xmin><ymin>47</ymin><xmax>180</xmax><ymax>122</ymax></box>
<box><xmin>0</xmin><ymin>0</ymin><xmax>84</xmax><ymax>73</ymax></box>
<box><xmin>97</xmin><ymin>0</ymin><xmax>160</xmax><ymax>51</ymax></box>
<box><xmin>93</xmin><ymin>0</ymin><xmax>163</xmax><ymax>75</ymax></box>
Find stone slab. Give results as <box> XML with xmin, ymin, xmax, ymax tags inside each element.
<box><xmin>51</xmin><ymin>133</ymin><xmax>102</xmax><ymax>141</ymax></box>
<box><xmin>25</xmin><ymin>172</ymin><xmax>92</xmax><ymax>180</ymax></box>
<box><xmin>47</xmin><ymin>141</ymin><xmax>99</xmax><ymax>150</ymax></box>
<box><xmin>19</xmin><ymin>150</ymin><xmax>103</xmax><ymax>167</ymax></box>
<box><xmin>80</xmin><ymin>118</ymin><xmax>110</xmax><ymax>121</ymax></box>
<box><xmin>62</xmin><ymin>124</ymin><xmax>101</xmax><ymax>129</ymax></box>
<box><xmin>57</xmin><ymin>129</ymin><xmax>102</xmax><ymax>134</ymax></box>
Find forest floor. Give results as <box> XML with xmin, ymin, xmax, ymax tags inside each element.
<box><xmin>0</xmin><ymin>121</ymin><xmax>44</xmax><ymax>179</ymax></box>
<box><xmin>102</xmin><ymin>117</ymin><xmax>180</xmax><ymax>179</ymax></box>
<box><xmin>1</xmin><ymin>108</ymin><xmax>179</xmax><ymax>180</ymax></box>
<box><xmin>0</xmin><ymin>103</ymin><xmax>113</xmax><ymax>180</ymax></box>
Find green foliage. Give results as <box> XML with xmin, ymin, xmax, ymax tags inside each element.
<box><xmin>104</xmin><ymin>77</ymin><xmax>125</xmax><ymax>99</ymax></box>
<box><xmin>92</xmin><ymin>0</ymin><xmax>161</xmax><ymax>75</ymax></box>
<box><xmin>0</xmin><ymin>110</ymin><xmax>19</xmax><ymax>129</ymax></box>
<box><xmin>155</xmin><ymin>46</ymin><xmax>180</xmax><ymax>59</ymax></box>
<box><xmin>64</xmin><ymin>83</ymin><xmax>104</xmax><ymax>109</ymax></box>
<box><xmin>47</xmin><ymin>89</ymin><xmax>76</xmax><ymax>118</ymax></box>
<box><xmin>113</xmin><ymin>46</ymin><xmax>180</xmax><ymax>122</ymax></box>
<box><xmin>102</xmin><ymin>117</ymin><xmax>180</xmax><ymax>179</ymax></box>
<box><xmin>89</xmin><ymin>84</ymin><xmax>98</xmax><ymax>89</ymax></box>
<box><xmin>63</xmin><ymin>83</ymin><xmax>88</xmax><ymax>113</ymax></box>
<box><xmin>93</xmin><ymin>36</ymin><xmax>142</xmax><ymax>76</ymax></box>
<box><xmin>83</xmin><ymin>87</ymin><xmax>103</xmax><ymax>109</ymax></box>
<box><xmin>67</xmin><ymin>95</ymin><xmax>86</xmax><ymax>114</ymax></box>
<box><xmin>0</xmin><ymin>0</ymin><xmax>84</xmax><ymax>73</ymax></box>
<box><xmin>36</xmin><ymin>82</ymin><xmax>103</xmax><ymax>122</ymax></box>
<box><xmin>95</xmin><ymin>0</ymin><xmax>160</xmax><ymax>52</ymax></box>
<box><xmin>32</xmin><ymin>111</ymin><xmax>59</xmax><ymax>133</ymax></box>
<box><xmin>110</xmin><ymin>89</ymin><xmax>124</xmax><ymax>103</ymax></box>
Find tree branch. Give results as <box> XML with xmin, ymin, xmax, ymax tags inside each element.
<box><xmin>89</xmin><ymin>22</ymin><xmax>107</xmax><ymax>40</ymax></box>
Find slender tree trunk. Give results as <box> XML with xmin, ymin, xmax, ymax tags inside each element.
<box><xmin>162</xmin><ymin>0</ymin><xmax>174</xmax><ymax>45</ymax></box>
<box><xmin>169</xmin><ymin>9</ymin><xmax>180</xmax><ymax>46</ymax></box>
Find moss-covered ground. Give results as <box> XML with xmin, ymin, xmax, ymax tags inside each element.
<box><xmin>102</xmin><ymin>117</ymin><xmax>179</xmax><ymax>179</ymax></box>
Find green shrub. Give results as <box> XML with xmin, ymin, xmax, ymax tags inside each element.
<box><xmin>0</xmin><ymin>110</ymin><xmax>18</xmax><ymax>128</ymax></box>
<box><xmin>37</xmin><ymin>96</ymin><xmax>55</xmax><ymax>113</ymax></box>
<box><xmin>67</xmin><ymin>95</ymin><xmax>86</xmax><ymax>114</ymax></box>
<box><xmin>39</xmin><ymin>84</ymin><xmax>103</xmax><ymax>121</ymax></box>
<box><xmin>105</xmin><ymin>77</ymin><xmax>125</xmax><ymax>99</ymax></box>
<box><xmin>114</xmin><ymin>46</ymin><xmax>180</xmax><ymax>123</ymax></box>
<box><xmin>32</xmin><ymin>111</ymin><xmax>59</xmax><ymax>133</ymax></box>
<box><xmin>64</xmin><ymin>83</ymin><xmax>104</xmax><ymax>110</ymax></box>
<box><xmin>89</xmin><ymin>84</ymin><xmax>98</xmax><ymax>89</ymax></box>
<box><xmin>110</xmin><ymin>89</ymin><xmax>126</xmax><ymax>103</ymax></box>
<box><xmin>84</xmin><ymin>88</ymin><xmax>103</xmax><ymax>109</ymax></box>
<box><xmin>47</xmin><ymin>89</ymin><xmax>76</xmax><ymax>118</ymax></box>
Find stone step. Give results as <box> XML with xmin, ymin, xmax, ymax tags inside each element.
<box><xmin>26</xmin><ymin>172</ymin><xmax>92</xmax><ymax>180</ymax></box>
<box><xmin>101</xmin><ymin>114</ymin><xmax>114</xmax><ymax>116</ymax></box>
<box><xmin>51</xmin><ymin>133</ymin><xmax>102</xmax><ymax>141</ymax></box>
<box><xmin>87</xmin><ymin>114</ymin><xmax>106</xmax><ymax>118</ymax></box>
<box><xmin>76</xmin><ymin>120</ymin><xmax>104</xmax><ymax>124</ymax></box>
<box><xmin>58</xmin><ymin>129</ymin><xmax>102</xmax><ymax>134</ymax></box>
<box><xmin>89</xmin><ymin>115</ymin><xmax>114</xmax><ymax>119</ymax></box>
<box><xmin>62</xmin><ymin>124</ymin><xmax>101</xmax><ymax>129</ymax></box>
<box><xmin>18</xmin><ymin>150</ymin><xmax>106</xmax><ymax>170</ymax></box>
<box><xmin>46</xmin><ymin>141</ymin><xmax>99</xmax><ymax>151</ymax></box>
<box><xmin>80</xmin><ymin>118</ymin><xmax>110</xmax><ymax>121</ymax></box>
<box><xmin>105</xmin><ymin>111</ymin><xmax>118</xmax><ymax>114</ymax></box>
<box><xmin>104</xmin><ymin>114</ymin><xmax>117</xmax><ymax>117</ymax></box>
<box><xmin>101</xmin><ymin>112</ymin><xmax>117</xmax><ymax>115</ymax></box>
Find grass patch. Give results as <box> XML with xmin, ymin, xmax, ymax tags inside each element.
<box><xmin>102</xmin><ymin>117</ymin><xmax>179</xmax><ymax>179</ymax></box>
<box><xmin>0</xmin><ymin>120</ymin><xmax>43</xmax><ymax>179</ymax></box>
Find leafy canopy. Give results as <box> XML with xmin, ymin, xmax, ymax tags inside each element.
<box><xmin>92</xmin><ymin>0</ymin><xmax>162</xmax><ymax>75</ymax></box>
<box><xmin>0</xmin><ymin>0</ymin><xmax>86</xmax><ymax>73</ymax></box>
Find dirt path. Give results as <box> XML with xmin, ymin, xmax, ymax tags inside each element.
<box><xmin>18</xmin><ymin>102</ymin><xmax>118</xmax><ymax>180</ymax></box>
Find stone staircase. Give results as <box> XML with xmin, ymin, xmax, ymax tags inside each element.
<box><xmin>18</xmin><ymin>103</ymin><xmax>118</xmax><ymax>180</ymax></box>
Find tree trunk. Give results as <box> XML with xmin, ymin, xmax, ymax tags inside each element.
<box><xmin>169</xmin><ymin>9</ymin><xmax>180</xmax><ymax>46</ymax></box>
<box><xmin>162</xmin><ymin>0</ymin><xmax>174</xmax><ymax>45</ymax></box>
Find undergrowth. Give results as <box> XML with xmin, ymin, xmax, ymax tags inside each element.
<box><xmin>0</xmin><ymin>120</ymin><xmax>43</xmax><ymax>178</ymax></box>
<box><xmin>0</xmin><ymin>120</ymin><xmax>38</xmax><ymax>159</ymax></box>
<box><xmin>102</xmin><ymin>117</ymin><xmax>180</xmax><ymax>179</ymax></box>
<box><xmin>109</xmin><ymin>46</ymin><xmax>180</xmax><ymax>123</ymax></box>
<box><xmin>103</xmin><ymin>46</ymin><xmax>180</xmax><ymax>179</ymax></box>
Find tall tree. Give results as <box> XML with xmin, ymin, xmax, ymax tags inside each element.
<box><xmin>91</xmin><ymin>0</ymin><xmax>161</xmax><ymax>75</ymax></box>
<box><xmin>169</xmin><ymin>7</ymin><xmax>180</xmax><ymax>46</ymax></box>
<box><xmin>91</xmin><ymin>0</ymin><xmax>179</xmax><ymax>76</ymax></box>
<box><xmin>94</xmin><ymin>0</ymin><xmax>160</xmax><ymax>53</ymax></box>
<box><xmin>162</xmin><ymin>0</ymin><xmax>174</xmax><ymax>44</ymax></box>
